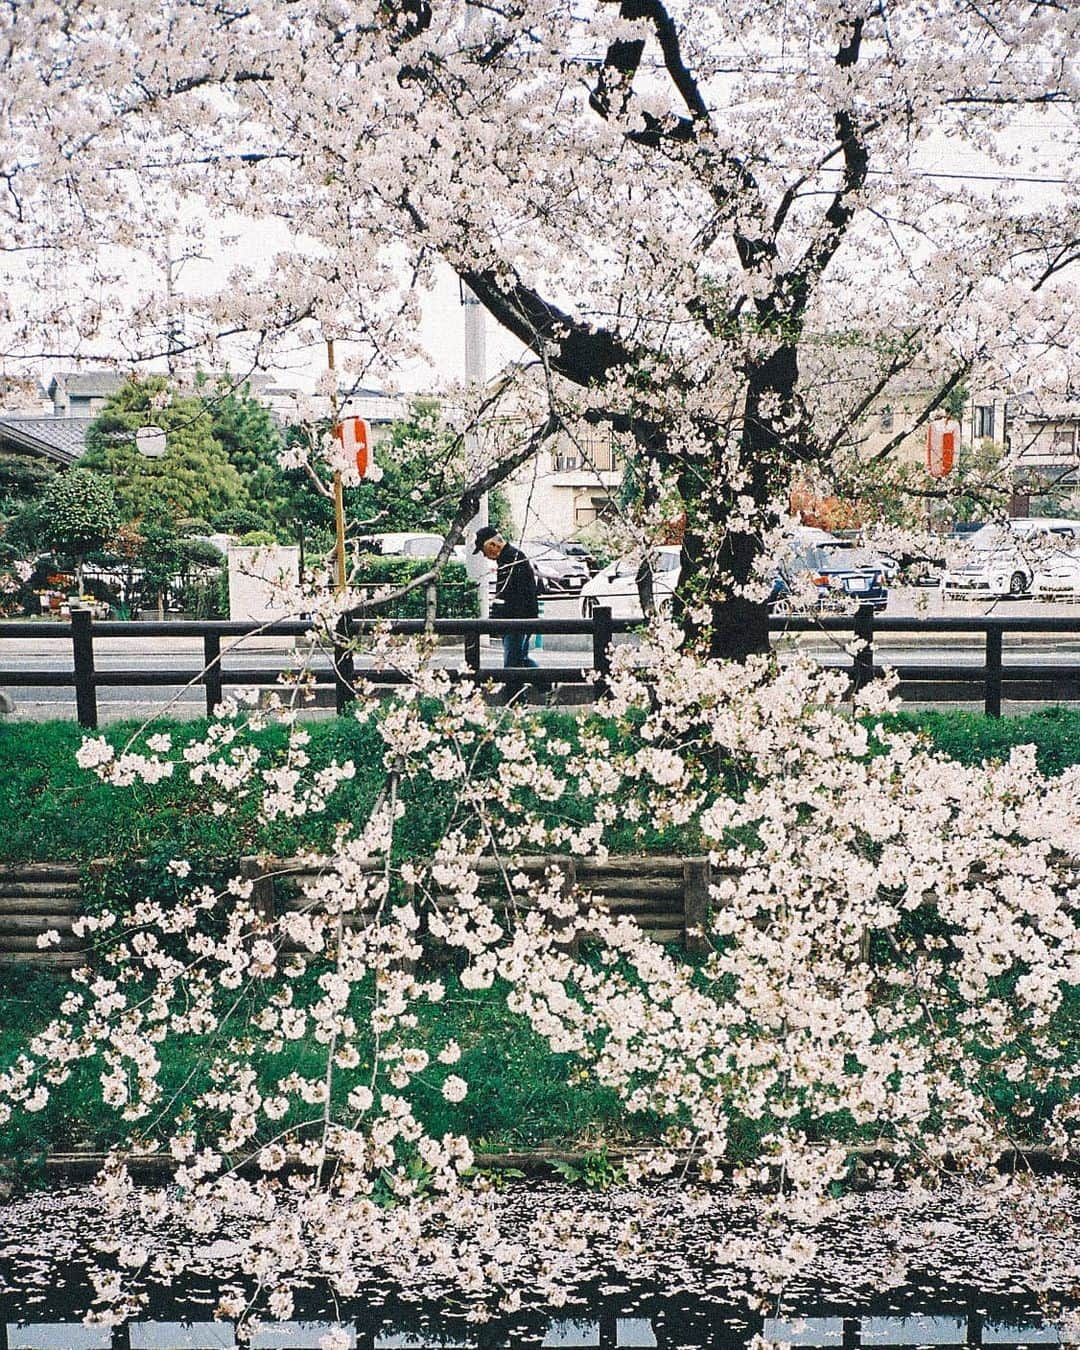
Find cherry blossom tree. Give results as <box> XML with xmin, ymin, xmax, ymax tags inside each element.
<box><xmin>2</xmin><ymin>639</ymin><xmax>1079</xmax><ymax>1333</ymax></box>
<box><xmin>2</xmin><ymin>1</ymin><xmax>1077</xmax><ymax>655</ymax></box>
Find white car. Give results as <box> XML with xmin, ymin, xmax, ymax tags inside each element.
<box><xmin>522</xmin><ymin>540</ymin><xmax>591</xmax><ymax>596</ymax></box>
<box><xmin>1030</xmin><ymin>548</ymin><xmax>1080</xmax><ymax>602</ymax></box>
<box><xmin>577</xmin><ymin>529</ymin><xmax>860</xmax><ymax>621</ymax></box>
<box><xmin>939</xmin><ymin>518</ymin><xmax>1080</xmax><ymax>600</ymax></box>
<box><xmin>580</xmin><ymin>546</ymin><xmax>682</xmax><ymax>619</ymax></box>
<box><xmin>356</xmin><ymin>532</ymin><xmax>467</xmax><ymax>564</ymax></box>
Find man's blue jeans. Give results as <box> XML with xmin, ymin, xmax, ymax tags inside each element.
<box><xmin>502</xmin><ymin>631</ymin><xmax>538</xmax><ymax>668</ymax></box>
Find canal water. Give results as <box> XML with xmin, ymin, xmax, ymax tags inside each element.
<box><xmin>2</xmin><ymin>1179</ymin><xmax>1077</xmax><ymax>1348</ymax></box>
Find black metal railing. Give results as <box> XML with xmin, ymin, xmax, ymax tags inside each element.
<box><xmin>1</xmin><ymin>607</ymin><xmax>1079</xmax><ymax>727</ymax></box>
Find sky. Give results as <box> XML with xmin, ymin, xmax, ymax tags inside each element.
<box><xmin>14</xmin><ymin>62</ymin><xmax>1075</xmax><ymax>405</ymax></box>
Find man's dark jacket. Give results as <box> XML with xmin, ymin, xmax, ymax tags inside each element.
<box><xmin>492</xmin><ymin>543</ymin><xmax>539</xmax><ymax>619</ymax></box>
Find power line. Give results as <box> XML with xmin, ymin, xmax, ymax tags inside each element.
<box><xmin>818</xmin><ymin>166</ymin><xmax>1071</xmax><ymax>185</ymax></box>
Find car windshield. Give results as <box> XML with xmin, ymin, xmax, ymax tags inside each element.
<box><xmin>790</xmin><ymin>546</ymin><xmax>876</xmax><ymax>572</ymax></box>
<box><xmin>613</xmin><ymin>550</ymin><xmax>678</xmax><ymax>576</ymax></box>
<box><xmin>525</xmin><ymin>542</ymin><xmax>569</xmax><ymax>562</ymax></box>
<box><xmin>968</xmin><ymin>525</ymin><xmax>1016</xmax><ymax>552</ymax></box>
<box><xmin>401</xmin><ymin>536</ymin><xmax>443</xmax><ymax>556</ymax></box>
<box><xmin>818</xmin><ymin>545</ymin><xmax>879</xmax><ymax>569</ymax></box>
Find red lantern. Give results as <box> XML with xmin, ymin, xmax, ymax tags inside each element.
<box><xmin>927</xmin><ymin>419</ymin><xmax>958</xmax><ymax>477</ymax></box>
<box><xmin>333</xmin><ymin>416</ymin><xmax>372</xmax><ymax>478</ymax></box>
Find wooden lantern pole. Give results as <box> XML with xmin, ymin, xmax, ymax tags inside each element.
<box><xmin>327</xmin><ymin>337</ymin><xmax>347</xmax><ymax>593</ymax></box>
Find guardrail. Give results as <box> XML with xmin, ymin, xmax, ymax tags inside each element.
<box><xmin>1</xmin><ymin>607</ymin><xmax>1079</xmax><ymax>727</ymax></box>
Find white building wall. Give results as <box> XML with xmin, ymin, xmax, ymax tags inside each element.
<box><xmin>227</xmin><ymin>545</ymin><xmax>301</xmax><ymax>621</ymax></box>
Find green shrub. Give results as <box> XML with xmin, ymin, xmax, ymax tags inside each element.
<box><xmin>881</xmin><ymin>705</ymin><xmax>1080</xmax><ymax>776</ymax></box>
<box><xmin>212</xmin><ymin>507</ymin><xmax>269</xmax><ymax>535</ymax></box>
<box><xmin>179</xmin><ymin>568</ymin><xmax>229</xmax><ymax>618</ymax></box>
<box><xmin>350</xmin><ymin>555</ymin><xmax>478</xmax><ymax>619</ymax></box>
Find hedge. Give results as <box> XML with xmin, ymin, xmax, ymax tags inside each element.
<box><xmin>350</xmin><ymin>555</ymin><xmax>478</xmax><ymax>620</ymax></box>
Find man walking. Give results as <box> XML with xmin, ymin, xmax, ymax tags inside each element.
<box><xmin>474</xmin><ymin>526</ymin><xmax>539</xmax><ymax>668</ymax></box>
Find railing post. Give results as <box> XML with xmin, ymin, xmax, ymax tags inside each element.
<box><xmin>203</xmin><ymin>631</ymin><xmax>223</xmax><ymax>717</ymax></box>
<box><xmin>71</xmin><ymin>608</ymin><xmax>98</xmax><ymax>730</ymax></box>
<box><xmin>464</xmin><ymin>629</ymin><xmax>481</xmax><ymax>673</ymax></box>
<box><xmin>985</xmin><ymin>626</ymin><xmax>1003</xmax><ymax>717</ymax></box>
<box><xmin>592</xmin><ymin>605</ymin><xmax>613</xmax><ymax>698</ymax></box>
<box><xmin>682</xmin><ymin>857</ymin><xmax>711</xmax><ymax>954</ymax></box>
<box><xmin>852</xmin><ymin>604</ymin><xmax>875</xmax><ymax>693</ymax></box>
<box><xmin>334</xmin><ymin>615</ymin><xmax>356</xmax><ymax>715</ymax></box>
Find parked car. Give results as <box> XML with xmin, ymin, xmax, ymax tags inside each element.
<box><xmin>772</xmin><ymin>544</ymin><xmax>889</xmax><ymax>611</ymax></box>
<box><xmin>579</xmin><ymin>534</ymin><xmax>887</xmax><ymax>621</ymax></box>
<box><xmin>528</xmin><ymin>536</ymin><xmax>600</xmax><ymax>574</ymax></box>
<box><xmin>522</xmin><ymin>540</ymin><xmax>592</xmax><ymax>596</ymax></box>
<box><xmin>939</xmin><ymin>518</ymin><xmax>1080</xmax><ymax>600</ymax></box>
<box><xmin>580</xmin><ymin>545</ymin><xmax>681</xmax><ymax>619</ymax></box>
<box><xmin>1030</xmin><ymin>548</ymin><xmax>1080</xmax><ymax>602</ymax></box>
<box><xmin>814</xmin><ymin>533</ymin><xmax>901</xmax><ymax>584</ymax></box>
<box><xmin>355</xmin><ymin>532</ymin><xmax>467</xmax><ymax>564</ymax></box>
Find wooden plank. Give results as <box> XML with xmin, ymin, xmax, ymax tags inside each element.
<box><xmin>587</xmin><ymin>895</ymin><xmax>684</xmax><ymax>913</ymax></box>
<box><xmin>683</xmin><ymin>857</ymin><xmax>710</xmax><ymax>953</ymax></box>
<box><xmin>0</xmin><ymin>915</ymin><xmax>76</xmax><ymax>933</ymax></box>
<box><xmin>428</xmin><ymin>894</ymin><xmax>679</xmax><ymax>916</ymax></box>
<box><xmin>272</xmin><ymin>854</ymin><xmax>378</xmax><ymax>873</ymax></box>
<box><xmin>578</xmin><ymin>856</ymin><xmax>684</xmax><ymax>877</ymax></box>
<box><xmin>0</xmin><ymin>935</ymin><xmax>84</xmax><ymax>951</ymax></box>
<box><xmin>555</xmin><ymin>856</ymin><xmax>579</xmax><ymax>957</ymax></box>
<box><xmin>276</xmin><ymin>897</ymin><xmax>379</xmax><ymax>915</ymax></box>
<box><xmin>593</xmin><ymin>926</ymin><xmax>683</xmax><ymax>944</ymax></box>
<box><xmin>575</xmin><ymin>877</ymin><xmax>682</xmax><ymax>899</ymax></box>
<box><xmin>0</xmin><ymin>953</ymin><xmax>83</xmax><ymax>968</ymax></box>
<box><xmin>0</xmin><ymin>864</ymin><xmax>81</xmax><ymax>881</ymax></box>
<box><xmin>0</xmin><ymin>896</ymin><xmax>81</xmax><ymax>914</ymax></box>
<box><xmin>0</xmin><ymin>884</ymin><xmax>81</xmax><ymax>902</ymax></box>
<box><xmin>238</xmin><ymin>857</ymin><xmax>276</xmax><ymax>920</ymax></box>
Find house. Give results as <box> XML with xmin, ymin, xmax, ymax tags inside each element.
<box><xmin>46</xmin><ymin>370</ymin><xmax>129</xmax><ymax>417</ymax></box>
<box><xmin>0</xmin><ymin>415</ymin><xmax>92</xmax><ymax>468</ymax></box>
<box><xmin>1007</xmin><ymin>398</ymin><xmax>1080</xmax><ymax>515</ymax></box>
<box><xmin>503</xmin><ymin>423</ymin><xmax>623</xmax><ymax>542</ymax></box>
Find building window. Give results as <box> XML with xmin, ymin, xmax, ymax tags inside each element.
<box><xmin>974</xmin><ymin>405</ymin><xmax>995</xmax><ymax>440</ymax></box>
<box><xmin>1051</xmin><ymin>425</ymin><xmax>1077</xmax><ymax>457</ymax></box>
<box><xmin>573</xmin><ymin>493</ymin><xmax>616</xmax><ymax>527</ymax></box>
<box><xmin>553</xmin><ymin>430</ymin><xmax>619</xmax><ymax>474</ymax></box>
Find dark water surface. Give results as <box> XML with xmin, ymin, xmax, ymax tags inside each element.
<box><xmin>2</xmin><ymin>1181</ymin><xmax>1077</xmax><ymax>1349</ymax></box>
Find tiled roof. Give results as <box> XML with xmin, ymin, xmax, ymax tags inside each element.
<box><xmin>0</xmin><ymin>416</ymin><xmax>92</xmax><ymax>464</ymax></box>
<box><xmin>46</xmin><ymin>370</ymin><xmax>128</xmax><ymax>398</ymax></box>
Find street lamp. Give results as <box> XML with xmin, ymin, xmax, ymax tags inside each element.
<box><xmin>135</xmin><ymin>426</ymin><xmax>167</xmax><ymax>458</ymax></box>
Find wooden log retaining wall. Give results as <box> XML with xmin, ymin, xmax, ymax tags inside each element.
<box><xmin>0</xmin><ymin>864</ymin><xmax>84</xmax><ymax>969</ymax></box>
<box><xmin>0</xmin><ymin>855</ymin><xmax>714</xmax><ymax>969</ymax></box>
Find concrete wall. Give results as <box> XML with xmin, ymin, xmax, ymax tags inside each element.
<box><xmin>227</xmin><ymin>545</ymin><xmax>301</xmax><ymax>621</ymax></box>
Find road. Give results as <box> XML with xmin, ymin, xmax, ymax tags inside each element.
<box><xmin>1</xmin><ymin>589</ymin><xmax>1078</xmax><ymax>722</ymax></box>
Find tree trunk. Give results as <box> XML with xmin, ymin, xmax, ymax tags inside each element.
<box><xmin>678</xmin><ymin>516</ymin><xmax>772</xmax><ymax>660</ymax></box>
<box><xmin>675</xmin><ymin>343</ymin><xmax>804</xmax><ymax>661</ymax></box>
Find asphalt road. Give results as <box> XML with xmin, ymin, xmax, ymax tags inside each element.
<box><xmin>1</xmin><ymin>589</ymin><xmax>1078</xmax><ymax>722</ymax></box>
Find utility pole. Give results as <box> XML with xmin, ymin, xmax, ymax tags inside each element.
<box><xmin>462</xmin><ymin>279</ymin><xmax>490</xmax><ymax>618</ymax></box>
<box><xmin>461</xmin><ymin>1</ymin><xmax>490</xmax><ymax>621</ymax></box>
<box><xmin>164</xmin><ymin>236</ymin><xmax>180</xmax><ymax>375</ymax></box>
<box><xmin>327</xmin><ymin>338</ymin><xmax>347</xmax><ymax>593</ymax></box>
